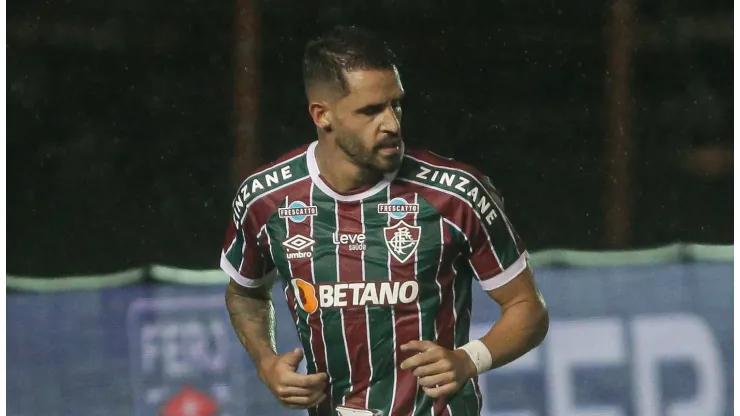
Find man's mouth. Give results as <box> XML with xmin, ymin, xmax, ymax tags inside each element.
<box><xmin>376</xmin><ymin>140</ymin><xmax>401</xmax><ymax>154</ymax></box>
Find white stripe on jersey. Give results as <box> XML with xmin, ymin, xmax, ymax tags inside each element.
<box><xmin>387</xmin><ymin>186</ymin><xmax>399</xmax><ymax>414</ymax></box>
<box><xmin>362</xmin><ymin>199</ymin><xmax>374</xmax><ymax>411</ymax></box>
<box><xmin>432</xmin><ymin>216</ymin><xmax>445</xmax><ymax>416</ymax></box>
<box><xmin>309</xmin><ymin>184</ymin><xmax>327</xmax><ymax>410</ymax></box>
<box><xmin>410</xmin><ymin>192</ymin><xmax>422</xmax><ymax>416</ymax></box>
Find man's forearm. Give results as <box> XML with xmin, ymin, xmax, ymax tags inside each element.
<box><xmin>225</xmin><ymin>281</ymin><xmax>279</xmax><ymax>378</ymax></box>
<box><xmin>479</xmin><ymin>298</ymin><xmax>549</xmax><ymax>369</ymax></box>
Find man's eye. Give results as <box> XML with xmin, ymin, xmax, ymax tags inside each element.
<box><xmin>360</xmin><ymin>105</ymin><xmax>384</xmax><ymax>115</ymax></box>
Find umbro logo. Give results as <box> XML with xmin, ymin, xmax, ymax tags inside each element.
<box><xmin>282</xmin><ymin>235</ymin><xmax>315</xmax><ymax>259</ymax></box>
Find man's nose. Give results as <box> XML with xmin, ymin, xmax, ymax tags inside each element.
<box><xmin>380</xmin><ymin>106</ymin><xmax>401</xmax><ymax>135</ymax></box>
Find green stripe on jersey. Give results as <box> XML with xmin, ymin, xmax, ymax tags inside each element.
<box><xmin>225</xmin><ymin>231</ymin><xmax>244</xmax><ymax>267</ymax></box>
<box><xmin>447</xmin><ymin>381</ymin><xmax>480</xmax><ymax>415</ymax></box>
<box><xmin>448</xmin><ymin>266</ymin><xmax>478</xmax><ymax>415</ymax></box>
<box><xmin>453</xmin><ymin>268</ymin><xmax>472</xmax><ymax>350</ymax></box>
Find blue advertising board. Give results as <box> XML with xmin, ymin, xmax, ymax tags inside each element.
<box><xmin>7</xmin><ymin>261</ymin><xmax>733</xmax><ymax>416</ymax></box>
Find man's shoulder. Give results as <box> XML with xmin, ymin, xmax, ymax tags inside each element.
<box><xmin>245</xmin><ymin>143</ymin><xmax>312</xmax><ymax>180</ymax></box>
<box><xmin>401</xmin><ymin>148</ymin><xmax>493</xmax><ymax>188</ymax></box>
<box><xmin>399</xmin><ymin>148</ymin><xmax>505</xmax><ymax>211</ymax></box>
<box><xmin>403</xmin><ymin>148</ymin><xmax>471</xmax><ymax>170</ymax></box>
<box><xmin>231</xmin><ymin>143</ymin><xmax>312</xmax><ymax>219</ymax></box>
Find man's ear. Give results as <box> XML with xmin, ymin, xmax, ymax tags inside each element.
<box><xmin>309</xmin><ymin>102</ymin><xmax>333</xmax><ymax>132</ymax></box>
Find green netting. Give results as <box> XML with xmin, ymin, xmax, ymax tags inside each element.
<box><xmin>6</xmin><ymin>244</ymin><xmax>733</xmax><ymax>292</ymax></box>
<box><xmin>6</xmin><ymin>268</ymin><xmax>146</xmax><ymax>292</ymax></box>
<box><xmin>530</xmin><ymin>243</ymin><xmax>733</xmax><ymax>267</ymax></box>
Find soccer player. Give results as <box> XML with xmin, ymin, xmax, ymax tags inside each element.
<box><xmin>222</xmin><ymin>26</ymin><xmax>549</xmax><ymax>416</ymax></box>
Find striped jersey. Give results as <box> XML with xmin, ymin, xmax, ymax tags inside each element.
<box><xmin>221</xmin><ymin>141</ymin><xmax>529</xmax><ymax>416</ymax></box>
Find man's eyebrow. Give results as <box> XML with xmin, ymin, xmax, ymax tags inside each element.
<box><xmin>355</xmin><ymin>102</ymin><xmax>386</xmax><ymax>114</ymax></box>
<box><xmin>355</xmin><ymin>95</ymin><xmax>405</xmax><ymax>113</ymax></box>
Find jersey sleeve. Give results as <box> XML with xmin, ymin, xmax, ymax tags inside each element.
<box><xmin>219</xmin><ymin>197</ymin><xmax>276</xmax><ymax>288</ymax></box>
<box><xmin>464</xmin><ymin>174</ymin><xmax>528</xmax><ymax>291</ymax></box>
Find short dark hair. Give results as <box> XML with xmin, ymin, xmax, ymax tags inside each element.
<box><xmin>303</xmin><ymin>26</ymin><xmax>397</xmax><ymax>97</ymax></box>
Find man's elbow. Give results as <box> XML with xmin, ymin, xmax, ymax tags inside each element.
<box><xmin>530</xmin><ymin>301</ymin><xmax>549</xmax><ymax>348</ymax></box>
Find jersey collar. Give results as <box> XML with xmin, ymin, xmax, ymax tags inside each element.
<box><xmin>307</xmin><ymin>141</ymin><xmax>402</xmax><ymax>202</ymax></box>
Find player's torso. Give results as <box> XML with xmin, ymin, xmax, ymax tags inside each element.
<box><xmin>245</xmin><ymin>148</ymin><xmax>482</xmax><ymax>415</ymax></box>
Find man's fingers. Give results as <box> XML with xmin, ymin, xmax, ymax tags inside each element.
<box><xmin>283</xmin><ymin>371</ymin><xmax>328</xmax><ymax>389</ymax></box>
<box><xmin>401</xmin><ymin>347</ymin><xmax>447</xmax><ymax>371</ymax></box>
<box><xmin>275</xmin><ymin>385</ymin><xmax>314</xmax><ymax>398</ymax></box>
<box><xmin>282</xmin><ymin>392</ymin><xmax>327</xmax><ymax>408</ymax></box>
<box><xmin>423</xmin><ymin>382</ymin><xmax>458</xmax><ymax>399</ymax></box>
<box><xmin>411</xmin><ymin>360</ymin><xmax>452</xmax><ymax>377</ymax></box>
<box><xmin>418</xmin><ymin>371</ymin><xmax>454</xmax><ymax>388</ymax></box>
<box><xmin>400</xmin><ymin>340</ymin><xmax>436</xmax><ymax>353</ymax></box>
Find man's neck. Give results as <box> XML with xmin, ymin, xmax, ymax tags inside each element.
<box><xmin>314</xmin><ymin>140</ymin><xmax>383</xmax><ymax>193</ymax></box>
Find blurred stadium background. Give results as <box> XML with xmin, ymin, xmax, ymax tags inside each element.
<box><xmin>6</xmin><ymin>0</ymin><xmax>733</xmax><ymax>415</ymax></box>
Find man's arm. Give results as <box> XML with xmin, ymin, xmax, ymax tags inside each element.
<box><xmin>400</xmin><ymin>167</ymin><xmax>547</xmax><ymax>398</ymax></box>
<box><xmin>225</xmin><ymin>277</ymin><xmax>328</xmax><ymax>408</ymax></box>
<box><xmin>224</xmin><ymin>278</ymin><xmax>279</xmax><ymax>380</ymax></box>
<box><xmin>478</xmin><ymin>266</ymin><xmax>549</xmax><ymax>369</ymax></box>
<box><xmin>400</xmin><ymin>266</ymin><xmax>548</xmax><ymax>398</ymax></box>
<box><xmin>221</xmin><ymin>184</ymin><xmax>327</xmax><ymax>408</ymax></box>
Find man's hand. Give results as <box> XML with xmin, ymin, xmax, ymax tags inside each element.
<box><xmin>399</xmin><ymin>340</ymin><xmax>477</xmax><ymax>399</ymax></box>
<box><xmin>260</xmin><ymin>348</ymin><xmax>328</xmax><ymax>409</ymax></box>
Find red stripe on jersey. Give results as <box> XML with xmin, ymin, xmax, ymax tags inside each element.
<box><xmin>312</xmin><ymin>316</ymin><xmax>332</xmax><ymax>415</ymax></box>
<box><xmin>222</xmin><ymin>220</ymin><xmax>237</xmax><ymax>252</ymax></box>
<box><xmin>237</xmin><ymin>237</ymin><xmax>265</xmax><ymax>278</ymax></box>
<box><xmin>335</xmin><ymin>201</ymin><xmax>372</xmax><ymax>409</ymax></box>
<box><xmin>433</xmin><ymin>217</ymin><xmax>457</xmax><ymax>415</ymax></box>
<box><xmin>388</xmin><ymin>184</ymin><xmax>422</xmax><ymax>416</ymax></box>
<box><xmin>284</xmin><ymin>288</ymin><xmax>300</xmax><ymax>327</ymax></box>
<box><xmin>399</xmin><ymin>180</ymin><xmax>504</xmax><ymax>282</ymax></box>
<box><xmin>473</xmin><ymin>374</ymin><xmax>483</xmax><ymax>413</ymax></box>
<box><xmin>506</xmin><ymin>214</ymin><xmax>527</xmax><ymax>254</ymax></box>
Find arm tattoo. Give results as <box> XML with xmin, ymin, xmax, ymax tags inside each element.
<box><xmin>225</xmin><ymin>283</ymin><xmax>278</xmax><ymax>366</ymax></box>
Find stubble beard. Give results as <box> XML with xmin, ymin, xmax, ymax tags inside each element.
<box><xmin>336</xmin><ymin>133</ymin><xmax>402</xmax><ymax>180</ymax></box>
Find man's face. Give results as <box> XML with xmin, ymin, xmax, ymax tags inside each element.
<box><xmin>330</xmin><ymin>67</ymin><xmax>405</xmax><ymax>173</ymax></box>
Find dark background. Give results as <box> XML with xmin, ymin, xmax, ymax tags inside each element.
<box><xmin>7</xmin><ymin>0</ymin><xmax>733</xmax><ymax>276</ymax></box>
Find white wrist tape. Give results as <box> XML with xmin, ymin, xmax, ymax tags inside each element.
<box><xmin>458</xmin><ymin>340</ymin><xmax>493</xmax><ymax>374</ymax></box>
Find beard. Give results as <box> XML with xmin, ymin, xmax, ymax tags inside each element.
<box><xmin>336</xmin><ymin>132</ymin><xmax>403</xmax><ymax>175</ymax></box>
